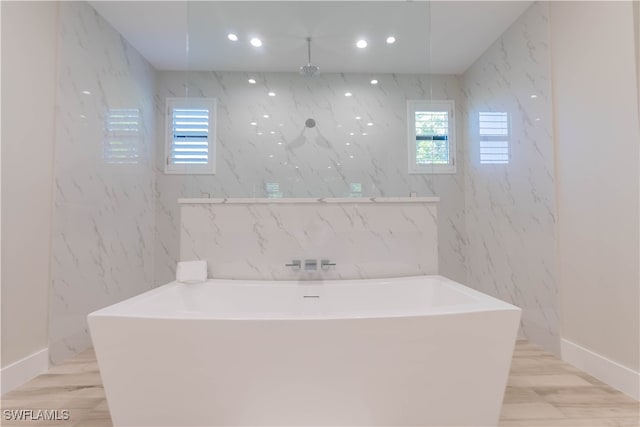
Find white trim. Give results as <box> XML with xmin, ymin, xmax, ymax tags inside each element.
<box><xmin>407</xmin><ymin>99</ymin><xmax>457</xmax><ymax>174</ymax></box>
<box><xmin>0</xmin><ymin>348</ymin><xmax>49</xmax><ymax>395</ymax></box>
<box><xmin>561</xmin><ymin>338</ymin><xmax>639</xmax><ymax>401</ymax></box>
<box><xmin>164</xmin><ymin>97</ymin><xmax>217</xmax><ymax>175</ymax></box>
<box><xmin>178</xmin><ymin>196</ymin><xmax>441</xmax><ymax>204</ymax></box>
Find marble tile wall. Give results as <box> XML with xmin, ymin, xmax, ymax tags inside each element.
<box><xmin>180</xmin><ymin>199</ymin><xmax>439</xmax><ymax>280</ymax></box>
<box><xmin>49</xmin><ymin>2</ymin><xmax>156</xmax><ymax>363</ymax></box>
<box><xmin>154</xmin><ymin>72</ymin><xmax>467</xmax><ymax>285</ymax></box>
<box><xmin>46</xmin><ymin>1</ymin><xmax>560</xmax><ymax>364</ymax></box>
<box><xmin>461</xmin><ymin>2</ymin><xmax>559</xmax><ymax>355</ymax></box>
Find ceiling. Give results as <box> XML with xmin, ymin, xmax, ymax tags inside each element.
<box><xmin>89</xmin><ymin>1</ymin><xmax>532</xmax><ymax>75</ymax></box>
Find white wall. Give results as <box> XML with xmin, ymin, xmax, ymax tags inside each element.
<box><xmin>636</xmin><ymin>1</ymin><xmax>639</xmax><ymax>116</ymax></box>
<box><xmin>2</xmin><ymin>1</ymin><xmax>639</xmax><ymax>401</ymax></box>
<box><xmin>462</xmin><ymin>2</ymin><xmax>559</xmax><ymax>355</ymax></box>
<box><xmin>180</xmin><ymin>199</ymin><xmax>440</xmax><ymax>281</ymax></box>
<box><xmin>550</xmin><ymin>0</ymin><xmax>640</xmax><ymax>388</ymax></box>
<box><xmin>1</xmin><ymin>1</ymin><xmax>58</xmax><ymax>370</ymax></box>
<box><xmin>48</xmin><ymin>1</ymin><xmax>157</xmax><ymax>364</ymax></box>
<box><xmin>154</xmin><ymin>72</ymin><xmax>468</xmax><ymax>286</ymax></box>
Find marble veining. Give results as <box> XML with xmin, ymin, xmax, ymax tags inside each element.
<box><xmin>180</xmin><ymin>201</ymin><xmax>439</xmax><ymax>280</ymax></box>
<box><xmin>155</xmin><ymin>73</ymin><xmax>467</xmax><ymax>285</ymax></box>
<box><xmin>461</xmin><ymin>2</ymin><xmax>559</xmax><ymax>355</ymax></box>
<box><xmin>45</xmin><ymin>1</ymin><xmax>561</xmax><ymax>366</ymax></box>
<box><xmin>49</xmin><ymin>2</ymin><xmax>156</xmax><ymax>364</ymax></box>
<box><xmin>178</xmin><ymin>196</ymin><xmax>440</xmax><ymax>204</ymax></box>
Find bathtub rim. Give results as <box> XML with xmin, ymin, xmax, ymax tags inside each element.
<box><xmin>88</xmin><ymin>275</ymin><xmax>521</xmax><ymax>321</ymax></box>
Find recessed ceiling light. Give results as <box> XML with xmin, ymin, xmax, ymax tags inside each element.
<box><xmin>268</xmin><ymin>154</ymin><xmax>274</xmax><ymax>158</ymax></box>
<box><xmin>228</xmin><ymin>33</ymin><xmax>238</xmax><ymax>41</ymax></box>
<box><xmin>82</xmin><ymin>90</ymin><xmax>91</xmax><ymax>95</ymax></box>
<box><xmin>386</xmin><ymin>36</ymin><xmax>396</xmax><ymax>44</ymax></box>
<box><xmin>268</xmin><ymin>92</ymin><xmax>276</xmax><ymax>97</ymax></box>
<box><xmin>370</xmin><ymin>79</ymin><xmax>378</xmax><ymax>85</ymax></box>
<box><xmin>327</xmin><ymin>166</ymin><xmax>332</xmax><ymax>169</ymax></box>
<box><xmin>248</xmin><ymin>78</ymin><xmax>256</xmax><ymax>84</ymax></box>
<box><xmin>346</xmin><ymin>142</ymin><xmax>351</xmax><ymax>146</ymax></box>
<box><xmin>349</xmin><ymin>132</ymin><xmax>355</xmax><ymax>136</ymax></box>
<box><xmin>356</xmin><ymin>39</ymin><xmax>368</xmax><ymax>49</ymax></box>
<box><xmin>530</xmin><ymin>94</ymin><xmax>537</xmax><ymax>99</ymax></box>
<box><xmin>250</xmin><ymin>38</ymin><xmax>262</xmax><ymax>47</ymax></box>
<box><xmin>277</xmin><ymin>142</ymin><xmax>283</xmax><ymax>145</ymax></box>
<box><xmin>350</xmin><ymin>155</ymin><xmax>355</xmax><ymax>159</ymax></box>
<box><xmin>362</xmin><ymin>132</ymin><xmax>367</xmax><ymax>136</ymax></box>
<box><xmin>257</xmin><ymin>132</ymin><xmax>263</xmax><ymax>135</ymax></box>
<box><xmin>263</xmin><ymin>114</ymin><xmax>269</xmax><ymax>118</ymax></box>
<box><xmin>250</xmin><ymin>122</ymin><xmax>257</xmax><ymax>126</ymax></box>
<box><xmin>367</xmin><ymin>122</ymin><xmax>373</xmax><ymax>126</ymax></box>
<box><xmin>345</xmin><ymin>92</ymin><xmax>353</xmax><ymax>97</ymax></box>
<box><xmin>270</xmin><ymin>131</ymin><xmax>275</xmax><ymax>134</ymax></box>
<box><xmin>355</xmin><ymin>116</ymin><xmax>361</xmax><ymax>120</ymax></box>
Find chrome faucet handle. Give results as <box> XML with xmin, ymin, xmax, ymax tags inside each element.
<box><xmin>321</xmin><ymin>259</ymin><xmax>336</xmax><ymax>270</ymax></box>
<box><xmin>285</xmin><ymin>260</ymin><xmax>301</xmax><ymax>270</ymax></box>
<box><xmin>304</xmin><ymin>259</ymin><xmax>317</xmax><ymax>271</ymax></box>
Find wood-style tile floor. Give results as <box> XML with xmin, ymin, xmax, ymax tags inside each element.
<box><xmin>1</xmin><ymin>340</ymin><xmax>638</xmax><ymax>427</ymax></box>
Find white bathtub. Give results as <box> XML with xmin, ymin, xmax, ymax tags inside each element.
<box><xmin>88</xmin><ymin>275</ymin><xmax>521</xmax><ymax>427</ymax></box>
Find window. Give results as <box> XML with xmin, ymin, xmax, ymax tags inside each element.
<box><xmin>349</xmin><ymin>183</ymin><xmax>362</xmax><ymax>197</ymax></box>
<box><xmin>479</xmin><ymin>112</ymin><xmax>510</xmax><ymax>164</ymax></box>
<box><xmin>407</xmin><ymin>100</ymin><xmax>456</xmax><ymax>174</ymax></box>
<box><xmin>165</xmin><ymin>98</ymin><xmax>216</xmax><ymax>174</ymax></box>
<box><xmin>266</xmin><ymin>183</ymin><xmax>283</xmax><ymax>198</ymax></box>
<box><xmin>104</xmin><ymin>108</ymin><xmax>141</xmax><ymax>165</ymax></box>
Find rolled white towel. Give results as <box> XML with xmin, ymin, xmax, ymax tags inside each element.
<box><xmin>176</xmin><ymin>260</ymin><xmax>208</xmax><ymax>284</ymax></box>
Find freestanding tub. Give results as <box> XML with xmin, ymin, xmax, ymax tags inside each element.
<box><xmin>88</xmin><ymin>275</ymin><xmax>521</xmax><ymax>427</ymax></box>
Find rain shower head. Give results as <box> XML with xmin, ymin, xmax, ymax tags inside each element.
<box><xmin>300</xmin><ymin>64</ymin><xmax>320</xmax><ymax>77</ymax></box>
<box><xmin>299</xmin><ymin>37</ymin><xmax>320</xmax><ymax>77</ymax></box>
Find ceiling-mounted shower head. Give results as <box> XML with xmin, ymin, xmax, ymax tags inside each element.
<box><xmin>299</xmin><ymin>37</ymin><xmax>320</xmax><ymax>77</ymax></box>
<box><xmin>300</xmin><ymin>64</ymin><xmax>320</xmax><ymax>77</ymax></box>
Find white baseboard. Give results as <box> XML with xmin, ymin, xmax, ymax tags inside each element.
<box><xmin>561</xmin><ymin>338</ymin><xmax>639</xmax><ymax>400</ymax></box>
<box><xmin>0</xmin><ymin>348</ymin><xmax>49</xmax><ymax>395</ymax></box>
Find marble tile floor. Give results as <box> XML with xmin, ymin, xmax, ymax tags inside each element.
<box><xmin>1</xmin><ymin>340</ymin><xmax>638</xmax><ymax>427</ymax></box>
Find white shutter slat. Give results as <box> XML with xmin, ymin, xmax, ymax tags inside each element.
<box><xmin>407</xmin><ymin>100</ymin><xmax>456</xmax><ymax>174</ymax></box>
<box><xmin>415</xmin><ymin>110</ymin><xmax>451</xmax><ymax>165</ymax></box>
<box><xmin>171</xmin><ymin>107</ymin><xmax>209</xmax><ymax>164</ymax></box>
<box><xmin>104</xmin><ymin>108</ymin><xmax>141</xmax><ymax>165</ymax></box>
<box><xmin>479</xmin><ymin>112</ymin><xmax>510</xmax><ymax>164</ymax></box>
<box><xmin>164</xmin><ymin>98</ymin><xmax>216</xmax><ymax>174</ymax></box>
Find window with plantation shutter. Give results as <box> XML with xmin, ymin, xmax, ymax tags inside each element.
<box><xmin>479</xmin><ymin>112</ymin><xmax>510</xmax><ymax>164</ymax></box>
<box><xmin>407</xmin><ymin>100</ymin><xmax>456</xmax><ymax>174</ymax></box>
<box><xmin>164</xmin><ymin>98</ymin><xmax>216</xmax><ymax>174</ymax></box>
<box><xmin>104</xmin><ymin>108</ymin><xmax>141</xmax><ymax>164</ymax></box>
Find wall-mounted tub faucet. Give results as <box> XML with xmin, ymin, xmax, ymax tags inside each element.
<box><xmin>285</xmin><ymin>260</ymin><xmax>301</xmax><ymax>270</ymax></box>
<box><xmin>287</xmin><ymin>259</ymin><xmax>335</xmax><ymax>272</ymax></box>
<box><xmin>321</xmin><ymin>259</ymin><xmax>336</xmax><ymax>270</ymax></box>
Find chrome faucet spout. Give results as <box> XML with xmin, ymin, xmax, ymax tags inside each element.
<box><xmin>285</xmin><ymin>260</ymin><xmax>301</xmax><ymax>270</ymax></box>
<box><xmin>321</xmin><ymin>259</ymin><xmax>336</xmax><ymax>270</ymax></box>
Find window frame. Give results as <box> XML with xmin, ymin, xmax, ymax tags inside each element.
<box><xmin>164</xmin><ymin>97</ymin><xmax>217</xmax><ymax>175</ymax></box>
<box><xmin>407</xmin><ymin>99</ymin><xmax>456</xmax><ymax>174</ymax></box>
<box><xmin>479</xmin><ymin>111</ymin><xmax>510</xmax><ymax>165</ymax></box>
